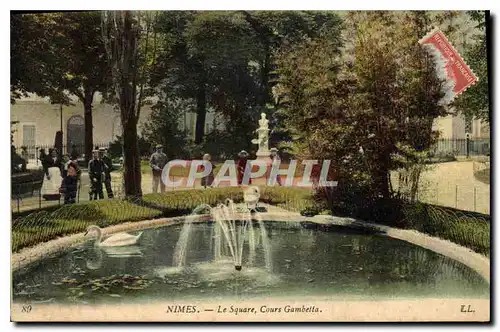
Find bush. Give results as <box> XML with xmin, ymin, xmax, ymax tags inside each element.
<box><xmin>108</xmin><ymin>136</ymin><xmax>152</xmax><ymax>160</ymax></box>
<box><xmin>300</xmin><ymin>206</ymin><xmax>322</xmax><ymax>217</ymax></box>
<box><xmin>425</xmin><ymin>151</ymin><xmax>456</xmax><ymax>164</ymax></box>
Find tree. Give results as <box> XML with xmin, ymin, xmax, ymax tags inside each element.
<box><xmin>241</xmin><ymin>11</ymin><xmax>344</xmax><ymax>107</ymax></box>
<box><xmin>274</xmin><ymin>12</ymin><xmax>450</xmax><ymax>201</ymax></box>
<box><xmin>54</xmin><ymin>12</ymin><xmax>112</xmax><ymax>162</ymax></box>
<box><xmin>454</xmin><ymin>11</ymin><xmax>489</xmax><ymax>124</ymax></box>
<box><xmin>153</xmin><ymin>11</ymin><xmax>262</xmax><ymax>145</ymax></box>
<box><xmin>151</xmin><ymin>11</ymin><xmax>344</xmax><ymax>148</ymax></box>
<box><xmin>10</xmin><ymin>13</ymin><xmax>65</xmax><ymax>104</ymax></box>
<box><xmin>101</xmin><ymin>11</ymin><xmax>160</xmax><ymax>198</ymax></box>
<box><xmin>10</xmin><ymin>121</ymin><xmax>18</xmax><ymax>146</ymax></box>
<box><xmin>141</xmin><ymin>98</ymin><xmax>191</xmax><ymax>159</ymax></box>
<box><xmin>11</xmin><ymin>12</ymin><xmax>111</xmax><ymax>162</ymax></box>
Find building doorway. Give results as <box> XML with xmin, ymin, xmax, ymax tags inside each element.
<box><xmin>22</xmin><ymin>124</ymin><xmax>36</xmax><ymax>159</ymax></box>
<box><xmin>67</xmin><ymin>115</ymin><xmax>85</xmax><ymax>156</ymax></box>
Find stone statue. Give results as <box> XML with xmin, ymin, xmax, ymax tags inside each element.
<box><xmin>252</xmin><ymin>113</ymin><xmax>270</xmax><ymax>158</ymax></box>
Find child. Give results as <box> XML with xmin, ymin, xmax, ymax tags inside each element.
<box><xmin>60</xmin><ymin>163</ymin><xmax>79</xmax><ymax>204</ymax></box>
<box><xmin>201</xmin><ymin>153</ymin><xmax>215</xmax><ymax>188</ymax></box>
<box><xmin>61</xmin><ymin>154</ymin><xmax>70</xmax><ymax>178</ymax></box>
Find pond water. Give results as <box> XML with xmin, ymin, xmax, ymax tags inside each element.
<box><xmin>12</xmin><ymin>221</ymin><xmax>489</xmax><ymax>305</ymax></box>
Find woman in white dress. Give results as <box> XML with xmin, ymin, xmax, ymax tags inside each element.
<box><xmin>41</xmin><ymin>149</ymin><xmax>63</xmax><ymax>200</ymax></box>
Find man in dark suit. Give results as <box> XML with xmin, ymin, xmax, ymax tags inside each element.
<box><xmin>88</xmin><ymin>150</ymin><xmax>104</xmax><ymax>200</ymax></box>
<box><xmin>99</xmin><ymin>148</ymin><xmax>114</xmax><ymax>198</ymax></box>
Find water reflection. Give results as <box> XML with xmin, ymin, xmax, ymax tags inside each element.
<box><xmin>86</xmin><ymin>246</ymin><xmax>143</xmax><ymax>270</ymax></box>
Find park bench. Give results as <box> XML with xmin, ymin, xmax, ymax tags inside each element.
<box><xmin>11</xmin><ymin>170</ymin><xmax>45</xmax><ymax>198</ymax></box>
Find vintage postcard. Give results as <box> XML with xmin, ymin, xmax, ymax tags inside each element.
<box><xmin>10</xmin><ymin>9</ymin><xmax>490</xmax><ymax>322</ymax></box>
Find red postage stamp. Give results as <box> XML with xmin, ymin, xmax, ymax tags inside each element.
<box><xmin>419</xmin><ymin>28</ymin><xmax>478</xmax><ymax>98</ymax></box>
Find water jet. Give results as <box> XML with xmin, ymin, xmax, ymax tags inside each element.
<box><xmin>173</xmin><ymin>186</ymin><xmax>272</xmax><ymax>272</ymax></box>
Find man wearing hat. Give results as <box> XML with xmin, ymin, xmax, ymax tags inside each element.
<box><xmin>237</xmin><ymin>150</ymin><xmax>251</xmax><ymax>186</ymax></box>
<box><xmin>99</xmin><ymin>148</ymin><xmax>114</xmax><ymax>198</ymax></box>
<box><xmin>150</xmin><ymin>144</ymin><xmax>168</xmax><ymax>193</ymax></box>
<box><xmin>88</xmin><ymin>149</ymin><xmax>104</xmax><ymax>200</ymax></box>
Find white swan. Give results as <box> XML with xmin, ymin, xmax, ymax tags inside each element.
<box><xmin>85</xmin><ymin>225</ymin><xmax>143</xmax><ymax>247</ymax></box>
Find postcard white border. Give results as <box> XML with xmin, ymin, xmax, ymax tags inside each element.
<box><xmin>3</xmin><ymin>2</ymin><xmax>497</xmax><ymax>331</ymax></box>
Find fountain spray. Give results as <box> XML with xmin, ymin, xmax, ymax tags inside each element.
<box><xmin>172</xmin><ymin>186</ymin><xmax>271</xmax><ymax>272</ymax></box>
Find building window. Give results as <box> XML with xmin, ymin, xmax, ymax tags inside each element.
<box><xmin>22</xmin><ymin>124</ymin><xmax>36</xmax><ymax>159</ymax></box>
<box><xmin>112</xmin><ymin>116</ymin><xmax>122</xmax><ymax>140</ymax></box>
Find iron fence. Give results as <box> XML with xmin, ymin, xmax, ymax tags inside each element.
<box><xmin>431</xmin><ymin>138</ymin><xmax>490</xmax><ymax>157</ymax></box>
<box><xmin>11</xmin><ymin>180</ymin><xmax>124</xmax><ymax>214</ymax></box>
<box><xmin>414</xmin><ymin>183</ymin><xmax>490</xmax><ymax>215</ymax></box>
<box><xmin>13</xmin><ymin>143</ymin><xmax>110</xmax><ymax>163</ymax></box>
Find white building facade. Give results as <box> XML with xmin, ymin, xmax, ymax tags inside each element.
<box><xmin>11</xmin><ymin>93</ymin><xmax>224</xmax><ymax>158</ymax></box>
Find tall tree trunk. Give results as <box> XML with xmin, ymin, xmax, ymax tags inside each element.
<box><xmin>194</xmin><ymin>83</ymin><xmax>206</xmax><ymax>145</ymax></box>
<box><xmin>122</xmin><ymin>115</ymin><xmax>142</xmax><ymax>198</ymax></box>
<box><xmin>260</xmin><ymin>47</ymin><xmax>271</xmax><ymax>106</ymax></box>
<box><xmin>372</xmin><ymin>153</ymin><xmax>391</xmax><ymax>199</ymax></box>
<box><xmin>241</xmin><ymin>11</ymin><xmax>272</xmax><ymax>108</ymax></box>
<box><xmin>83</xmin><ymin>90</ymin><xmax>95</xmax><ymax>163</ymax></box>
<box><xmin>101</xmin><ymin>10</ymin><xmax>143</xmax><ymax>198</ymax></box>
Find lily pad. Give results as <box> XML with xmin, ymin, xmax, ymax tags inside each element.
<box><xmin>123</xmin><ymin>286</ymin><xmax>144</xmax><ymax>290</ymax></box>
<box><xmin>25</xmin><ymin>284</ymin><xmax>41</xmax><ymax>288</ymax></box>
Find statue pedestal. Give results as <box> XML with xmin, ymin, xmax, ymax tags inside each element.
<box><xmin>253</xmin><ymin>153</ymin><xmax>272</xmax><ymax>183</ymax></box>
<box><xmin>255</xmin><ymin>151</ymin><xmax>271</xmax><ymax>160</ymax></box>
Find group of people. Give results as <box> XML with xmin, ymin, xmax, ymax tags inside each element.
<box><xmin>37</xmin><ymin>143</ymin><xmax>283</xmax><ymax>202</ymax></box>
<box><xmin>39</xmin><ymin>147</ymin><xmax>82</xmax><ymax>204</ymax></box>
<box><xmin>39</xmin><ymin>147</ymin><xmax>113</xmax><ymax>204</ymax></box>
<box><xmin>148</xmin><ymin>144</ymin><xmax>282</xmax><ymax>193</ymax></box>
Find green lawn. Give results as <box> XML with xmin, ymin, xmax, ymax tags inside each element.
<box><xmin>12</xmin><ymin>186</ymin><xmax>314</xmax><ymax>253</ymax></box>
<box><xmin>474</xmin><ymin>168</ymin><xmax>490</xmax><ymax>185</ymax></box>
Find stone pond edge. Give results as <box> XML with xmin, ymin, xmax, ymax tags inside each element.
<box><xmin>11</xmin><ymin>210</ymin><xmax>490</xmax><ymax>284</ymax></box>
